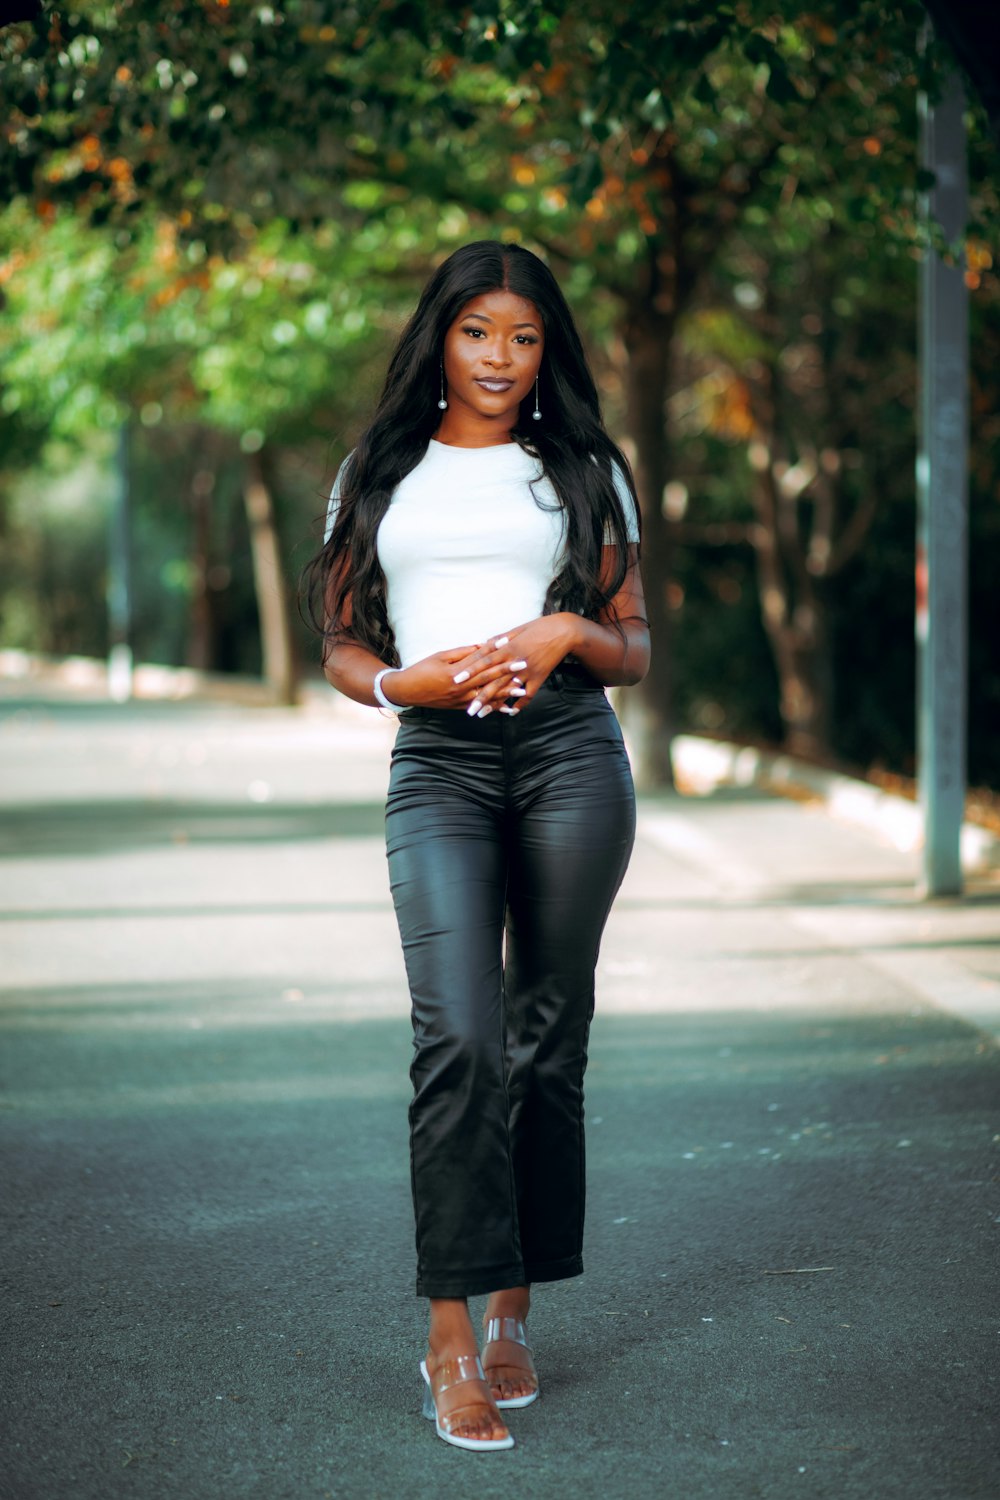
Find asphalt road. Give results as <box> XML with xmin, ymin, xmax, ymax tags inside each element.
<box><xmin>1</xmin><ymin>688</ymin><xmax>998</xmax><ymax>1500</ymax></box>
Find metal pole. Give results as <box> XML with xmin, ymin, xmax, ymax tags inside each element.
<box><xmin>107</xmin><ymin>420</ymin><xmax>133</xmax><ymax>702</ymax></box>
<box><xmin>916</xmin><ymin>70</ymin><xmax>969</xmax><ymax>898</ymax></box>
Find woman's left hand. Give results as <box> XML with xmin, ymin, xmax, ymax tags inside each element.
<box><xmin>456</xmin><ymin>613</ymin><xmax>582</xmax><ymax>716</ymax></box>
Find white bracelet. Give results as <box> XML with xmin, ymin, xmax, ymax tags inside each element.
<box><xmin>373</xmin><ymin>667</ymin><xmax>406</xmax><ymax>711</ymax></box>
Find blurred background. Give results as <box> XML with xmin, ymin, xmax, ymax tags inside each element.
<box><xmin>1</xmin><ymin>0</ymin><xmax>998</xmax><ymax>795</ymax></box>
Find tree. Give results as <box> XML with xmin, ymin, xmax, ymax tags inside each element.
<box><xmin>2</xmin><ymin>3</ymin><xmax>996</xmax><ymax>769</ymax></box>
<box><xmin>0</xmin><ymin>202</ymin><xmax>448</xmax><ymax>695</ymax></box>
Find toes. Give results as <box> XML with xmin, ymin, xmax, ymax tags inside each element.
<box><xmin>461</xmin><ymin>1414</ymin><xmax>507</xmax><ymax>1443</ymax></box>
<box><xmin>489</xmin><ymin>1408</ymin><xmax>510</xmax><ymax>1441</ymax></box>
<box><xmin>486</xmin><ymin>1364</ymin><xmax>535</xmax><ymax>1401</ymax></box>
<box><xmin>443</xmin><ymin>1395</ymin><xmax>509</xmax><ymax>1445</ymax></box>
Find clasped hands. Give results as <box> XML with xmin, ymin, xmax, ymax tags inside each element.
<box><xmin>383</xmin><ymin>613</ymin><xmax>581</xmax><ymax>716</ymax></box>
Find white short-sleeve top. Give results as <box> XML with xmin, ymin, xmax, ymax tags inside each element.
<box><xmin>325</xmin><ymin>438</ymin><xmax>638</xmax><ymax>669</ymax></box>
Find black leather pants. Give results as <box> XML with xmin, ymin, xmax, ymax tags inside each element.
<box><xmin>385</xmin><ymin>666</ymin><xmax>636</xmax><ymax>1298</ymax></box>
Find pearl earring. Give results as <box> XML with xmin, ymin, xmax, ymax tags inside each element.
<box><xmin>437</xmin><ymin>363</ymin><xmax>448</xmax><ymax>411</ymax></box>
<box><xmin>532</xmin><ymin>374</ymin><xmax>542</xmax><ymax>421</ymax></box>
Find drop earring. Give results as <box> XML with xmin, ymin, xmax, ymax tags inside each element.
<box><xmin>437</xmin><ymin>362</ymin><xmax>448</xmax><ymax>411</ymax></box>
<box><xmin>532</xmin><ymin>374</ymin><xmax>542</xmax><ymax>421</ymax></box>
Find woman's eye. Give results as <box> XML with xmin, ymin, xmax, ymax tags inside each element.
<box><xmin>461</xmin><ymin>327</ymin><xmax>537</xmax><ymax>344</ymax></box>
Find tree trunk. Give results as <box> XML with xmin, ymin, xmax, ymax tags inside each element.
<box><xmin>779</xmin><ymin>621</ymin><xmax>839</xmax><ymax>762</ymax></box>
<box><xmin>187</xmin><ymin>465</ymin><xmax>215</xmax><ymax>672</ymax></box>
<box><xmin>746</xmin><ymin>356</ymin><xmax>836</xmax><ymax>763</ymax></box>
<box><xmin>765</xmin><ymin>613</ymin><xmax>832</xmax><ymax>762</ymax></box>
<box><xmin>622</xmin><ymin>303</ymin><xmax>676</xmax><ymax>788</ymax></box>
<box><xmin>242</xmin><ymin>445</ymin><xmax>298</xmax><ymax>705</ymax></box>
<box><xmin>749</xmin><ymin>480</ymin><xmax>831</xmax><ymax>761</ymax></box>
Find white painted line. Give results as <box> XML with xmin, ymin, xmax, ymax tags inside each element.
<box><xmin>640</xmin><ymin>810</ymin><xmax>765</xmax><ymax>894</ymax></box>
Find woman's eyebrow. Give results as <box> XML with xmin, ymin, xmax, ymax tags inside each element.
<box><xmin>463</xmin><ymin>312</ymin><xmax>541</xmax><ymax>330</ymax></box>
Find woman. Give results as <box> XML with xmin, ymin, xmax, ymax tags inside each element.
<box><xmin>304</xmin><ymin>240</ymin><xmax>650</xmax><ymax>1452</ymax></box>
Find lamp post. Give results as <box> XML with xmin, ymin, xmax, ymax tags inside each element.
<box><xmin>916</xmin><ymin>69</ymin><xmax>969</xmax><ymax>898</ymax></box>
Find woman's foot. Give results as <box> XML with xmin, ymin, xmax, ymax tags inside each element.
<box><xmin>482</xmin><ymin>1287</ymin><xmax>539</xmax><ymax>1406</ymax></box>
<box><xmin>425</xmin><ymin>1299</ymin><xmax>511</xmax><ymax>1446</ymax></box>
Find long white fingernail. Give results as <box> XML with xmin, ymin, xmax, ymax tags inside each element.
<box><xmin>509</xmin><ymin>659</ymin><xmax>528</xmax><ymax>671</ymax></box>
<box><xmin>477</xmin><ymin>705</ymin><xmax>493</xmax><ymax>718</ymax></box>
<box><xmin>453</xmin><ymin>670</ymin><xmax>470</xmax><ymax>684</ymax></box>
<box><xmin>467</xmin><ymin>700</ymin><xmax>482</xmax><ymax>716</ymax></box>
<box><xmin>493</xmin><ymin>635</ymin><xmax>509</xmax><ymax>647</ymax></box>
<box><xmin>499</xmin><ymin>705</ymin><xmax>519</xmax><ymax>715</ymax></box>
<box><xmin>508</xmin><ymin>687</ymin><xmax>527</xmax><ymax>697</ymax></box>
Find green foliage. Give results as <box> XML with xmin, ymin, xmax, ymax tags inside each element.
<box><xmin>0</xmin><ymin>0</ymin><xmax>966</xmax><ymax>256</ymax></box>
<box><xmin>1</xmin><ymin>1</ymin><xmax>998</xmax><ymax>784</ymax></box>
<box><xmin>0</xmin><ymin>201</ymin><xmax>444</xmax><ymax>442</ymax></box>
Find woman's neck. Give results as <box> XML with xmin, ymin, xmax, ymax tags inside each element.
<box><xmin>432</xmin><ymin>407</ymin><xmax>517</xmax><ymax>449</ymax></box>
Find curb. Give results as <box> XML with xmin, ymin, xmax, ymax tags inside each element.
<box><xmin>671</xmin><ymin>733</ymin><xmax>998</xmax><ymax>875</ymax></box>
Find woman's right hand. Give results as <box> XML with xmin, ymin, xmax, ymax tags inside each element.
<box><xmin>382</xmin><ymin>645</ymin><xmax>522</xmax><ymax>711</ymax></box>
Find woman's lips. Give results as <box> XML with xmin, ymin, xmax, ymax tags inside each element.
<box><xmin>475</xmin><ymin>377</ymin><xmax>515</xmax><ymax>392</ymax></box>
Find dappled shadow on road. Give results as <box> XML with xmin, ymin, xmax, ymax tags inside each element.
<box><xmin>2</xmin><ymin>991</ymin><xmax>998</xmax><ymax>1498</ymax></box>
<box><xmin>0</xmin><ymin>798</ymin><xmax>387</xmax><ymax>856</ymax></box>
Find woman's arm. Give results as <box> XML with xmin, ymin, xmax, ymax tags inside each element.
<box><xmin>320</xmin><ymin>555</ymin><xmax>395</xmax><ymax>708</ymax></box>
<box><xmin>324</xmin><ymin>639</ymin><xmax>401</xmax><ymax>708</ymax></box>
<box><xmin>451</xmin><ymin>545</ymin><xmax>650</xmax><ymax>713</ymax></box>
<box><xmin>322</xmin><ymin>536</ymin><xmax>648</xmax><ymax>711</ymax></box>
<box><xmin>322</xmin><ymin>468</ymin><xmax>529</xmax><ymax>709</ymax></box>
<box><xmin>321</xmin><ymin>560</ymin><xmax>476</xmax><ymax>709</ymax></box>
<box><xmin>566</xmin><ymin>543</ymin><xmax>650</xmax><ymax>687</ymax></box>
<box><xmin>325</xmin><ymin>637</ymin><xmax>503</xmax><ymax>710</ymax></box>
<box><xmin>322</xmin><ymin>573</ymin><xmax>522</xmax><ymax>711</ymax></box>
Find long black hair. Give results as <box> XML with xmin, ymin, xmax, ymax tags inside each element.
<box><xmin>302</xmin><ymin>239</ymin><xmax>641</xmax><ymax>667</ymax></box>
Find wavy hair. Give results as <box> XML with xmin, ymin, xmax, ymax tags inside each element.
<box><xmin>301</xmin><ymin>239</ymin><xmax>641</xmax><ymax>667</ymax></box>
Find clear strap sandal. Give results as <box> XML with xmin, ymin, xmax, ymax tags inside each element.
<box><xmin>420</xmin><ymin>1354</ymin><xmax>514</xmax><ymax>1451</ymax></box>
<box><xmin>482</xmin><ymin>1316</ymin><xmax>540</xmax><ymax>1409</ymax></box>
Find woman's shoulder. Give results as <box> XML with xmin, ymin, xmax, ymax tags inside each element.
<box><xmin>587</xmin><ymin>450</ymin><xmax>640</xmax><ymax>544</ymax></box>
<box><xmin>330</xmin><ymin>450</ymin><xmax>355</xmax><ymax>501</ymax></box>
<box><xmin>587</xmin><ymin>449</ymin><xmax>632</xmax><ymax>484</ymax></box>
<box><xmin>324</xmin><ymin>451</ymin><xmax>355</xmax><ymax>542</ymax></box>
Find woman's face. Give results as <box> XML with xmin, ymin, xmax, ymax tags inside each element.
<box><xmin>441</xmin><ymin>289</ymin><xmax>545</xmax><ymax>421</ymax></box>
